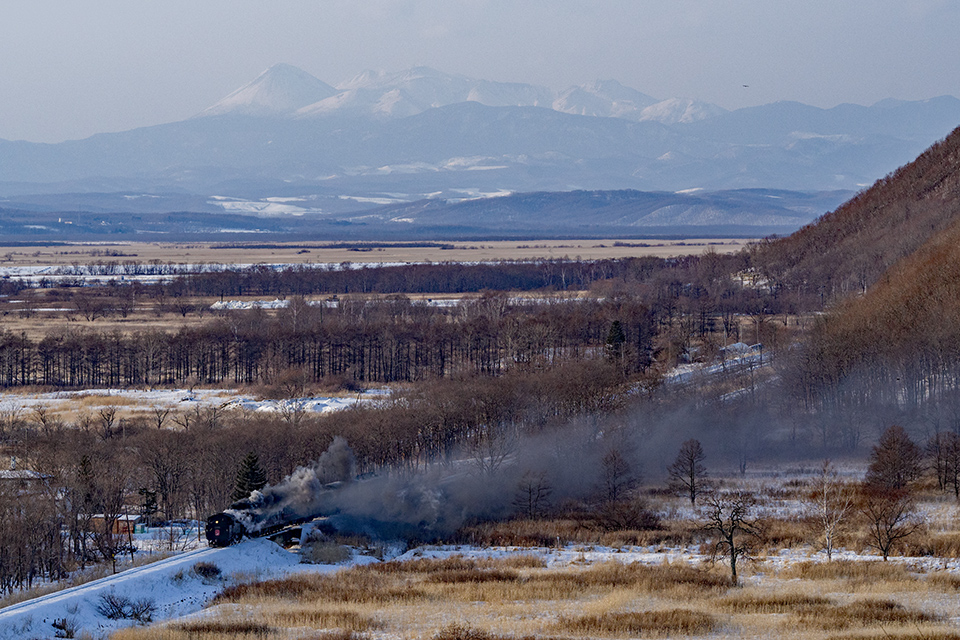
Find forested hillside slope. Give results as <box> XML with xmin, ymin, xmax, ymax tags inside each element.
<box><xmin>755</xmin><ymin>124</ymin><xmax>960</xmax><ymax>301</ymax></box>
<box><xmin>769</xmin><ymin>122</ymin><xmax>960</xmax><ymax>416</ymax></box>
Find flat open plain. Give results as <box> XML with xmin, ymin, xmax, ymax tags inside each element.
<box><xmin>0</xmin><ymin>238</ymin><xmax>752</xmax><ymax>267</ymax></box>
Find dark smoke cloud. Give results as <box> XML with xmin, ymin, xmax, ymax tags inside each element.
<box><xmin>230</xmin><ymin>364</ymin><xmax>896</xmax><ymax>541</ymax></box>
<box><xmin>229</xmin><ymin>435</ymin><xmax>355</xmax><ymax>533</ymax></box>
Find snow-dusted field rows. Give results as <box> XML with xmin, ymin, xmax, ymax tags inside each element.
<box><xmin>0</xmin><ymin>387</ymin><xmax>384</xmax><ymax>418</ymax></box>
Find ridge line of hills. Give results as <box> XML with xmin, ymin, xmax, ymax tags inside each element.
<box><xmin>1</xmin><ymin>63</ymin><xmax>959</xmax><ymax>226</ymax></box>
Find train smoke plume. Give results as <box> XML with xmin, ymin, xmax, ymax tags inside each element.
<box><xmin>229</xmin><ymin>436</ymin><xmax>355</xmax><ymax>532</ymax></box>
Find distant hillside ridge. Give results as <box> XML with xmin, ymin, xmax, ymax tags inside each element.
<box><xmin>754</xmin><ymin>124</ymin><xmax>960</xmax><ymax>300</ymax></box>
<box><xmin>791</xmin><ymin>196</ymin><xmax>960</xmax><ymax>415</ymax></box>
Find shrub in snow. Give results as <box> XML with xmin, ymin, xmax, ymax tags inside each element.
<box><xmin>95</xmin><ymin>592</ymin><xmax>156</xmax><ymax>623</ymax></box>
<box><xmin>192</xmin><ymin>561</ymin><xmax>222</xmax><ymax>582</ymax></box>
<box><xmin>52</xmin><ymin>617</ymin><xmax>78</xmax><ymax>638</ymax></box>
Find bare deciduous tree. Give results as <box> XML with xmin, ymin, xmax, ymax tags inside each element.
<box><xmin>667</xmin><ymin>439</ymin><xmax>709</xmax><ymax>506</ymax></box>
<box><xmin>928</xmin><ymin>431</ymin><xmax>960</xmax><ymax>498</ymax></box>
<box><xmin>598</xmin><ymin>448</ymin><xmax>638</xmax><ymax>504</ymax></box>
<box><xmin>858</xmin><ymin>484</ymin><xmax>922</xmax><ymax>561</ymax></box>
<box><xmin>152</xmin><ymin>406</ymin><xmax>171</xmax><ymax>431</ymax></box>
<box><xmin>805</xmin><ymin>460</ymin><xmax>854</xmax><ymax>560</ymax></box>
<box><xmin>702</xmin><ymin>490</ymin><xmax>763</xmax><ymax>585</ymax></box>
<box><xmin>866</xmin><ymin>425</ymin><xmax>922</xmax><ymax>490</ymax></box>
<box><xmin>513</xmin><ymin>470</ymin><xmax>553</xmax><ymax>519</ymax></box>
<box><xmin>97</xmin><ymin>406</ymin><xmax>118</xmax><ymax>440</ymax></box>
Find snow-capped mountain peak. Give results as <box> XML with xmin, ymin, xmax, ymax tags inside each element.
<box><xmin>553</xmin><ymin>80</ymin><xmax>659</xmax><ymax>120</ymax></box>
<box><xmin>638</xmin><ymin>98</ymin><xmax>727</xmax><ymax>124</ymax></box>
<box><xmin>199</xmin><ymin>63</ymin><xmax>338</xmax><ymax>117</ymax></box>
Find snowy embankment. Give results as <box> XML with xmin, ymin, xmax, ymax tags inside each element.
<box><xmin>4</xmin><ymin>536</ymin><xmax>959</xmax><ymax>639</ymax></box>
<box><xmin>0</xmin><ymin>539</ymin><xmax>318</xmax><ymax>639</ymax></box>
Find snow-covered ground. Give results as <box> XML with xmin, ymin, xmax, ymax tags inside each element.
<box><xmin>4</xmin><ymin>536</ymin><xmax>959</xmax><ymax>640</ymax></box>
<box><xmin>665</xmin><ymin>342</ymin><xmax>765</xmax><ymax>385</ymax></box>
<box><xmin>0</xmin><ymin>387</ymin><xmax>387</xmax><ymax>418</ymax></box>
<box><xmin>0</xmin><ymin>538</ymin><xmax>379</xmax><ymax>639</ymax></box>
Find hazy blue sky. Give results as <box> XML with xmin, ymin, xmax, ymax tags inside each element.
<box><xmin>2</xmin><ymin>0</ymin><xmax>958</xmax><ymax>142</ymax></box>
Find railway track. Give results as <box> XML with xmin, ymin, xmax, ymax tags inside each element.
<box><xmin>0</xmin><ymin>545</ymin><xmax>218</xmax><ymax>620</ymax></box>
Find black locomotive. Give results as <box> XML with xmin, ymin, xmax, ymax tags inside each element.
<box><xmin>205</xmin><ymin>512</ymin><xmax>245</xmax><ymax>547</ymax></box>
<box><xmin>205</xmin><ymin>498</ymin><xmax>322</xmax><ymax>547</ymax></box>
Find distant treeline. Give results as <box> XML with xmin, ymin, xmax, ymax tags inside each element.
<box><xmin>168</xmin><ymin>258</ymin><xmax>671</xmax><ymax>297</ymax></box>
<box><xmin>0</xmin><ymin>295</ymin><xmax>656</xmax><ymax>388</ymax></box>
<box><xmin>6</xmin><ymin>256</ymin><xmax>709</xmax><ymax>294</ymax></box>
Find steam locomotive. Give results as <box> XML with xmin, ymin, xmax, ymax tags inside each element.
<box><xmin>205</xmin><ymin>484</ymin><xmax>343</xmax><ymax>547</ymax></box>
<box><xmin>205</xmin><ymin>511</ymin><xmax>246</xmax><ymax>547</ymax></box>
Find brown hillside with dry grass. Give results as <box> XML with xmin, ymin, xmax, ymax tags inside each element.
<box><xmin>754</xmin><ymin>124</ymin><xmax>960</xmax><ymax>300</ymax></box>
<box><xmin>794</xmin><ymin>214</ymin><xmax>960</xmax><ymax>407</ymax></box>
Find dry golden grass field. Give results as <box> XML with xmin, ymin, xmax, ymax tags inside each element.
<box><xmin>110</xmin><ymin>553</ymin><xmax>960</xmax><ymax>640</ymax></box>
<box><xmin>101</xmin><ymin>466</ymin><xmax>960</xmax><ymax>640</ymax></box>
<box><xmin>0</xmin><ymin>238</ymin><xmax>750</xmax><ymax>267</ymax></box>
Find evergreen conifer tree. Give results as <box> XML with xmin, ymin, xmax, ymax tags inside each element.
<box><xmin>232</xmin><ymin>452</ymin><xmax>267</xmax><ymax>502</ymax></box>
<box><xmin>605</xmin><ymin>320</ymin><xmax>626</xmax><ymax>362</ymax></box>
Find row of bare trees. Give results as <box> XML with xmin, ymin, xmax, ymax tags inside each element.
<box><xmin>0</xmin><ymin>355</ymin><xmax>636</xmax><ymax>591</ymax></box>
<box><xmin>0</xmin><ymin>295</ymin><xmax>657</xmax><ymax>387</ymax></box>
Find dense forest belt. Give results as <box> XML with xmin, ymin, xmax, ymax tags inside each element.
<box><xmin>0</xmin><ymin>254</ymin><xmax>741</xmax><ymax>295</ymax></box>
<box><xmin>166</xmin><ymin>257</ymin><xmax>673</xmax><ymax>296</ymax></box>
<box><xmin>0</xmin><ymin>297</ymin><xmax>657</xmax><ymax>387</ymax></box>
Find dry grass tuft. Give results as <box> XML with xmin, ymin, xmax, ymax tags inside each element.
<box><xmin>556</xmin><ymin>609</ymin><xmax>717</xmax><ymax>636</ymax></box>
<box><xmin>780</xmin><ymin>560</ymin><xmax>912</xmax><ymax>583</ymax></box>
<box><xmin>926</xmin><ymin>571</ymin><xmax>960</xmax><ymax>590</ymax></box>
<box><xmin>457</xmin><ymin>518</ymin><xmax>697</xmax><ymax>548</ymax></box>
<box><xmin>301</xmin><ymin>632</ymin><xmax>368</xmax><ymax>640</ymax></box>
<box><xmin>538</xmin><ymin>560</ymin><xmax>729</xmax><ymax>593</ymax></box>
<box><xmin>904</xmin><ymin>532</ymin><xmax>960</xmax><ymax>558</ymax></box>
<box><xmin>214</xmin><ymin>572</ymin><xmax>424</xmax><ymax>605</ymax></box>
<box><xmin>495</xmin><ymin>554</ymin><xmax>547</xmax><ymax>568</ymax></box>
<box><xmin>425</xmin><ymin>568</ymin><xmax>521</xmax><ymax>583</ymax></box>
<box><xmin>266</xmin><ymin>606</ymin><xmax>379</xmax><ymax>631</ymax></box>
<box><xmin>431</xmin><ymin>624</ymin><xmax>566</xmax><ymax>640</ymax></box>
<box><xmin>824</xmin><ymin>633</ymin><xmax>960</xmax><ymax>640</ymax></box>
<box><xmin>73</xmin><ymin>394</ymin><xmax>141</xmax><ymax>407</ymax></box>
<box><xmin>172</xmin><ymin>619</ymin><xmax>275</xmax><ymax>635</ymax></box>
<box><xmin>761</xmin><ymin>517</ymin><xmax>812</xmax><ymax>549</ymax></box>
<box><xmin>716</xmin><ymin>591</ymin><xmax>833</xmax><ymax>613</ymax></box>
<box><xmin>363</xmin><ymin>555</ymin><xmax>481</xmax><ymax>574</ymax></box>
<box><xmin>794</xmin><ymin>598</ymin><xmax>938</xmax><ymax>630</ymax></box>
<box><xmin>361</xmin><ymin>554</ymin><xmax>543</xmax><ymax>574</ymax></box>
<box><xmin>432</xmin><ymin>625</ymin><xmax>499</xmax><ymax>640</ymax></box>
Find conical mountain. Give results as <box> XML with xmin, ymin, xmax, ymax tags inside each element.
<box><xmin>199</xmin><ymin>64</ymin><xmax>338</xmax><ymax>117</ymax></box>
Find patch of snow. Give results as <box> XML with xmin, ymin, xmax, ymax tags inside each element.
<box><xmin>0</xmin><ymin>538</ymin><xmax>354</xmax><ymax>639</ymax></box>
<box><xmin>639</xmin><ymin>98</ymin><xmax>727</xmax><ymax>124</ymax></box>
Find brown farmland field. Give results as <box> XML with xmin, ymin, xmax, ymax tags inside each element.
<box><xmin>0</xmin><ymin>238</ymin><xmax>751</xmax><ymax>267</ymax></box>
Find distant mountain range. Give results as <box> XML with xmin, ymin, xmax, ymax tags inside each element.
<box><xmin>0</xmin><ymin>188</ymin><xmax>851</xmax><ymax>240</ymax></box>
<box><xmin>0</xmin><ymin>64</ymin><xmax>958</xmax><ymax>238</ymax></box>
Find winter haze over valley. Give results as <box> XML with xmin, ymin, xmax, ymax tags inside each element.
<box><xmin>2</xmin><ymin>63</ymin><xmax>959</xmax><ymax>237</ymax></box>
<box><xmin>8</xmin><ymin>4</ymin><xmax>960</xmax><ymax>639</ymax></box>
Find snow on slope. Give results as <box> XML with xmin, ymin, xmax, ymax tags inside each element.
<box><xmin>552</xmin><ymin>79</ymin><xmax>658</xmax><ymax>119</ymax></box>
<box><xmin>7</xmin><ymin>538</ymin><xmax>957</xmax><ymax>639</ymax></box>
<box><xmin>0</xmin><ymin>539</ymin><xmax>369</xmax><ymax>639</ymax></box>
<box><xmin>199</xmin><ymin>64</ymin><xmax>338</xmax><ymax>117</ymax></box>
<box><xmin>639</xmin><ymin>97</ymin><xmax>728</xmax><ymax>124</ymax></box>
<box><xmin>211</xmin><ymin>64</ymin><xmax>726</xmax><ymax>125</ymax></box>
